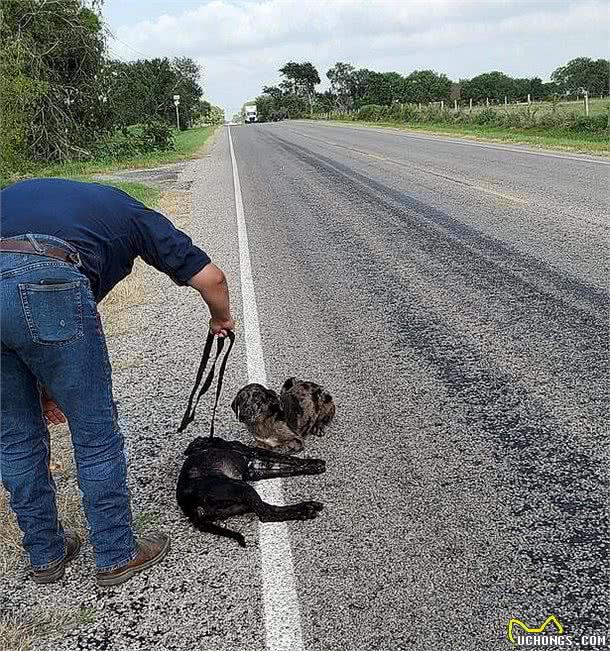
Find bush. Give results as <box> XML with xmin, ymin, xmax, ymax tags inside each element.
<box><xmin>97</xmin><ymin>120</ymin><xmax>175</xmax><ymax>160</ymax></box>
<box><xmin>472</xmin><ymin>108</ymin><xmax>499</xmax><ymax>125</ymax></box>
<box><xmin>323</xmin><ymin>102</ymin><xmax>609</xmax><ymax>136</ymax></box>
<box><xmin>572</xmin><ymin>112</ymin><xmax>608</xmax><ymax>133</ymax></box>
<box><xmin>141</xmin><ymin>120</ymin><xmax>174</xmax><ymax>150</ymax></box>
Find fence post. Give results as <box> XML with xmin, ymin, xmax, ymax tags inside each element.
<box><xmin>504</xmin><ymin>96</ymin><xmax>508</xmax><ymax>108</ymax></box>
<box><xmin>527</xmin><ymin>93</ymin><xmax>531</xmax><ymax>105</ymax></box>
<box><xmin>440</xmin><ymin>100</ymin><xmax>444</xmax><ymax>112</ymax></box>
<box><xmin>584</xmin><ymin>91</ymin><xmax>589</xmax><ymax>116</ymax></box>
<box><xmin>486</xmin><ymin>97</ymin><xmax>489</xmax><ymax>107</ymax></box>
<box><xmin>418</xmin><ymin>102</ymin><xmax>422</xmax><ymax>111</ymax></box>
<box><xmin>469</xmin><ymin>98</ymin><xmax>473</xmax><ymax>112</ymax></box>
<box><xmin>454</xmin><ymin>99</ymin><xmax>458</xmax><ymax>111</ymax></box>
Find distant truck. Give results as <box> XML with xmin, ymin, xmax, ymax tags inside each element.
<box><xmin>244</xmin><ymin>105</ymin><xmax>257</xmax><ymax>123</ymax></box>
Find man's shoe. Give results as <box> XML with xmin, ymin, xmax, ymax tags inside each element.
<box><xmin>96</xmin><ymin>532</ymin><xmax>170</xmax><ymax>587</ymax></box>
<box><xmin>31</xmin><ymin>530</ymin><xmax>81</xmax><ymax>585</ymax></box>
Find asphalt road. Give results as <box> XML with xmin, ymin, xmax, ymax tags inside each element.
<box><xmin>10</xmin><ymin>122</ymin><xmax>606</xmax><ymax>651</ymax></box>
<box><xmin>227</xmin><ymin>122</ymin><xmax>609</xmax><ymax>650</ymax></box>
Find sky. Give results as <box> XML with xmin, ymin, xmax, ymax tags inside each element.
<box><xmin>103</xmin><ymin>0</ymin><xmax>609</xmax><ymax>118</ymax></box>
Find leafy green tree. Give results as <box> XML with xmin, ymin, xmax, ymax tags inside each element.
<box><xmin>551</xmin><ymin>57</ymin><xmax>609</xmax><ymax>95</ymax></box>
<box><xmin>261</xmin><ymin>85</ymin><xmax>283</xmax><ymax>100</ymax></box>
<box><xmin>172</xmin><ymin>56</ymin><xmax>204</xmax><ymax>128</ymax></box>
<box><xmin>279</xmin><ymin>61</ymin><xmax>320</xmax><ymax>97</ymax></box>
<box><xmin>107</xmin><ymin>57</ymin><xmax>202</xmax><ymax>129</ymax></box>
<box><xmin>278</xmin><ymin>61</ymin><xmax>320</xmax><ymax>113</ymax></box>
<box><xmin>404</xmin><ymin>70</ymin><xmax>451</xmax><ymax>103</ymax></box>
<box><xmin>254</xmin><ymin>94</ymin><xmax>278</xmax><ymax>122</ymax></box>
<box><xmin>0</xmin><ymin>0</ymin><xmax>108</xmax><ymax>174</ymax></box>
<box><xmin>350</xmin><ymin>68</ymin><xmax>374</xmax><ymax>108</ymax></box>
<box><xmin>461</xmin><ymin>71</ymin><xmax>516</xmax><ymax>101</ymax></box>
<box><xmin>314</xmin><ymin>90</ymin><xmax>337</xmax><ymax>113</ymax></box>
<box><xmin>326</xmin><ymin>62</ymin><xmax>355</xmax><ymax>111</ymax></box>
<box><xmin>193</xmin><ymin>100</ymin><xmax>223</xmax><ymax>125</ymax></box>
<box><xmin>361</xmin><ymin>71</ymin><xmax>406</xmax><ymax>105</ymax></box>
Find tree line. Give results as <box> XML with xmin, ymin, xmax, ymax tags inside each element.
<box><xmin>0</xmin><ymin>0</ymin><xmax>223</xmax><ymax>178</ymax></box>
<box><xmin>253</xmin><ymin>57</ymin><xmax>609</xmax><ymax>122</ymax></box>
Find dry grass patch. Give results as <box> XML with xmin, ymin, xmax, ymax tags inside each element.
<box><xmin>99</xmin><ymin>258</ymin><xmax>147</xmax><ymax>338</ymax></box>
<box><xmin>158</xmin><ymin>189</ymin><xmax>192</xmax><ymax>228</ymax></box>
<box><xmin>0</xmin><ymin>607</ymin><xmax>84</xmax><ymax>651</ymax></box>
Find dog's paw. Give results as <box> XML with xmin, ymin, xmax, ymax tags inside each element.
<box><xmin>310</xmin><ymin>459</ymin><xmax>326</xmax><ymax>474</ymax></box>
<box><xmin>299</xmin><ymin>501</ymin><xmax>324</xmax><ymax>520</ymax></box>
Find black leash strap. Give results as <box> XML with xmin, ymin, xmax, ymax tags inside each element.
<box><xmin>178</xmin><ymin>330</ymin><xmax>235</xmax><ymax>436</ymax></box>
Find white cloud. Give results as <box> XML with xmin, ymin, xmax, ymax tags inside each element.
<box><xmin>106</xmin><ymin>0</ymin><xmax>609</xmax><ymax>117</ymax></box>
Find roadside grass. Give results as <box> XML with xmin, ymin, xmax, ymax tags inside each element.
<box><xmin>0</xmin><ymin>607</ymin><xmax>92</xmax><ymax>651</ymax></box>
<box><xmin>0</xmin><ymin>126</ymin><xmax>217</xmax><ymax>189</ymax></box>
<box><xmin>320</xmin><ymin>119</ymin><xmax>609</xmax><ymax>155</ymax></box>
<box><xmin>37</xmin><ymin>126</ymin><xmax>216</xmax><ymax>178</ymax></box>
<box><xmin>451</xmin><ymin>97</ymin><xmax>609</xmax><ymax>116</ymax></box>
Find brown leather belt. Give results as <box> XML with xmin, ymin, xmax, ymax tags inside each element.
<box><xmin>0</xmin><ymin>239</ymin><xmax>81</xmax><ymax>265</ymax></box>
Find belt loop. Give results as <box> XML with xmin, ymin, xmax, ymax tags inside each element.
<box><xmin>26</xmin><ymin>234</ymin><xmax>44</xmax><ymax>253</ymax></box>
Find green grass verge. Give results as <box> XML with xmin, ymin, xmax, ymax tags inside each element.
<box><xmin>1</xmin><ymin>126</ymin><xmax>217</xmax><ymax>200</ymax></box>
<box><xmin>92</xmin><ymin>179</ymin><xmax>161</xmax><ymax>206</ymax></box>
<box><xmin>37</xmin><ymin>126</ymin><xmax>217</xmax><ymax>178</ymax></box>
<box><xmin>0</xmin><ymin>126</ymin><xmax>217</xmax><ymax>189</ymax></box>
<box><xmin>317</xmin><ymin>119</ymin><xmax>609</xmax><ymax>155</ymax></box>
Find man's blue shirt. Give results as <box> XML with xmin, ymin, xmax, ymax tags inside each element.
<box><xmin>0</xmin><ymin>178</ymin><xmax>210</xmax><ymax>301</ymax></box>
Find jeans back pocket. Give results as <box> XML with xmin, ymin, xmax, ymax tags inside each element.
<box><xmin>19</xmin><ymin>281</ymin><xmax>84</xmax><ymax>346</ymax></box>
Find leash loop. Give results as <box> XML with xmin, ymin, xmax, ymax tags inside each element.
<box><xmin>178</xmin><ymin>330</ymin><xmax>235</xmax><ymax>436</ymax></box>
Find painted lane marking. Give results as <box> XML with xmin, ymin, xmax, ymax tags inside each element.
<box><xmin>227</xmin><ymin>126</ymin><xmax>305</xmax><ymax>651</ymax></box>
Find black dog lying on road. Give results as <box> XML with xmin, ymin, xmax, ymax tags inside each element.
<box><xmin>177</xmin><ymin>436</ymin><xmax>325</xmax><ymax>547</ymax></box>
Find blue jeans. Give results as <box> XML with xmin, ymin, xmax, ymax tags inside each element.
<box><xmin>0</xmin><ymin>234</ymin><xmax>136</xmax><ymax>571</ymax></box>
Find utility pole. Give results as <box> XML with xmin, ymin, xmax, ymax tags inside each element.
<box><xmin>173</xmin><ymin>94</ymin><xmax>181</xmax><ymax>130</ymax></box>
<box><xmin>584</xmin><ymin>90</ymin><xmax>590</xmax><ymax>116</ymax></box>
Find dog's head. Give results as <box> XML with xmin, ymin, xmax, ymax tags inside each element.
<box><xmin>183</xmin><ymin>436</ymin><xmax>214</xmax><ymax>456</ymax></box>
<box><xmin>231</xmin><ymin>383</ymin><xmax>284</xmax><ymax>424</ymax></box>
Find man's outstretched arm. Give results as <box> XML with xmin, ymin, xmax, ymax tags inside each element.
<box><xmin>188</xmin><ymin>263</ymin><xmax>235</xmax><ymax>337</ymax></box>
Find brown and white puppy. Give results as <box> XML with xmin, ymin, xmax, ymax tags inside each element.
<box><xmin>231</xmin><ymin>379</ymin><xmax>335</xmax><ymax>453</ymax></box>
<box><xmin>231</xmin><ymin>383</ymin><xmax>303</xmax><ymax>453</ymax></box>
<box><xmin>280</xmin><ymin>378</ymin><xmax>335</xmax><ymax>438</ymax></box>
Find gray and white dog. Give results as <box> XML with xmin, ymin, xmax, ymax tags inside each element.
<box><xmin>231</xmin><ymin>378</ymin><xmax>335</xmax><ymax>453</ymax></box>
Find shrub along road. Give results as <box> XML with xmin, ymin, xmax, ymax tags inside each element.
<box><xmin>2</xmin><ymin>122</ymin><xmax>606</xmax><ymax>650</ymax></box>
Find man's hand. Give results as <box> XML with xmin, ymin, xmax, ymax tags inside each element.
<box><xmin>209</xmin><ymin>317</ymin><xmax>236</xmax><ymax>338</ymax></box>
<box><xmin>43</xmin><ymin>398</ymin><xmax>66</xmax><ymax>426</ymax></box>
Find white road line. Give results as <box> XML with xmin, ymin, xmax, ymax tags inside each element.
<box><xmin>227</xmin><ymin>126</ymin><xmax>305</xmax><ymax>651</ymax></box>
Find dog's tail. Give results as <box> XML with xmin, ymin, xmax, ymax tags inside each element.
<box><xmin>190</xmin><ymin>517</ymin><xmax>247</xmax><ymax>548</ymax></box>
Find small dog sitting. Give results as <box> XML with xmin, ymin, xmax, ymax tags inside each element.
<box><xmin>231</xmin><ymin>378</ymin><xmax>335</xmax><ymax>453</ymax></box>
<box><xmin>280</xmin><ymin>377</ymin><xmax>336</xmax><ymax>439</ymax></box>
<box><xmin>177</xmin><ymin>436</ymin><xmax>325</xmax><ymax>546</ymax></box>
